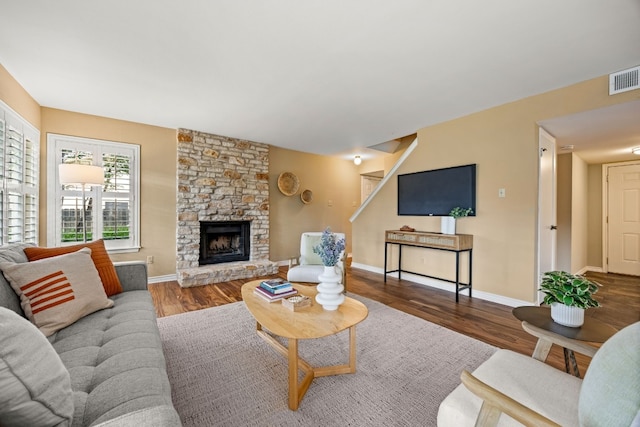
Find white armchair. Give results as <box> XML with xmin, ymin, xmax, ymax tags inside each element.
<box><xmin>287</xmin><ymin>232</ymin><xmax>346</xmax><ymax>289</ymax></box>
<box><xmin>437</xmin><ymin>321</ymin><xmax>640</xmax><ymax>426</ymax></box>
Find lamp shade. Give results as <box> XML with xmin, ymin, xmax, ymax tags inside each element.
<box><xmin>59</xmin><ymin>164</ymin><xmax>104</xmax><ymax>186</ymax></box>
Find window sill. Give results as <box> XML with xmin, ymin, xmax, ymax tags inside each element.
<box><xmin>107</xmin><ymin>246</ymin><xmax>141</xmax><ymax>255</ymax></box>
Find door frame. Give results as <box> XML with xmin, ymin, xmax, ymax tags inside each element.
<box><xmin>602</xmin><ymin>159</ymin><xmax>640</xmax><ymax>273</ymax></box>
<box><xmin>537</xmin><ymin>127</ymin><xmax>557</xmax><ymax>303</ymax></box>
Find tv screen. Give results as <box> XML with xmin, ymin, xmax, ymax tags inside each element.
<box><xmin>397</xmin><ymin>164</ymin><xmax>476</xmax><ymax>216</ymax></box>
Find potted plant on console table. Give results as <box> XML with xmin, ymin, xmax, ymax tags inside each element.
<box><xmin>539</xmin><ymin>271</ymin><xmax>601</xmax><ymax>327</ymax></box>
<box><xmin>441</xmin><ymin>207</ymin><xmax>473</xmax><ymax>235</ymax></box>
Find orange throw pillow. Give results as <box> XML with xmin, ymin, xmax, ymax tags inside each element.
<box><xmin>24</xmin><ymin>240</ymin><xmax>123</xmax><ymax>296</ymax></box>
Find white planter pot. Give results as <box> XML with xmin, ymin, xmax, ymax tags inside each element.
<box><xmin>315</xmin><ymin>265</ymin><xmax>345</xmax><ymax>311</ymax></box>
<box><xmin>441</xmin><ymin>216</ymin><xmax>456</xmax><ymax>235</ymax></box>
<box><xmin>550</xmin><ymin>302</ymin><xmax>585</xmax><ymax>327</ymax></box>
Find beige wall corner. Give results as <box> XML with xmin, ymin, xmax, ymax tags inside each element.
<box><xmin>269</xmin><ymin>146</ymin><xmax>361</xmax><ymax>263</ymax></box>
<box><xmin>40</xmin><ymin>108</ymin><xmax>177</xmax><ymax>277</ymax></box>
<box><xmin>0</xmin><ymin>64</ymin><xmax>41</xmax><ymax>129</ymax></box>
<box><xmin>570</xmin><ymin>154</ymin><xmax>589</xmax><ymax>273</ymax></box>
<box><xmin>556</xmin><ymin>153</ymin><xmax>572</xmax><ymax>271</ymax></box>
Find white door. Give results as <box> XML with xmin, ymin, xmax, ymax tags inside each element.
<box><xmin>537</xmin><ymin>128</ymin><xmax>557</xmax><ymax>301</ymax></box>
<box><xmin>361</xmin><ymin>176</ymin><xmax>382</xmax><ymax>204</ymax></box>
<box><xmin>606</xmin><ymin>162</ymin><xmax>640</xmax><ymax>276</ymax></box>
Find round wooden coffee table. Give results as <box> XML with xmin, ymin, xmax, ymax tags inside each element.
<box><xmin>242</xmin><ymin>280</ymin><xmax>368</xmax><ymax>410</ymax></box>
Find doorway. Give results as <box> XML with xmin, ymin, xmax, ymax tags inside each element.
<box><xmin>604</xmin><ymin>161</ymin><xmax>640</xmax><ymax>276</ymax></box>
<box><xmin>361</xmin><ymin>174</ymin><xmax>382</xmax><ymax>204</ymax></box>
<box><xmin>537</xmin><ymin>128</ymin><xmax>557</xmax><ymax>302</ymax></box>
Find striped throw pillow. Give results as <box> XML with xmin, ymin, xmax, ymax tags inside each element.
<box><xmin>24</xmin><ymin>239</ymin><xmax>123</xmax><ymax>296</ymax></box>
<box><xmin>0</xmin><ymin>248</ymin><xmax>113</xmax><ymax>336</ymax></box>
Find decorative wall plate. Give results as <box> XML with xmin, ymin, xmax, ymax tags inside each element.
<box><xmin>277</xmin><ymin>172</ymin><xmax>300</xmax><ymax>196</ymax></box>
<box><xmin>301</xmin><ymin>189</ymin><xmax>313</xmax><ymax>204</ymax></box>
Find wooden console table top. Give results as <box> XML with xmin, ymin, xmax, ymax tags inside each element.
<box><xmin>385</xmin><ymin>230</ymin><xmax>473</xmax><ymax>251</ymax></box>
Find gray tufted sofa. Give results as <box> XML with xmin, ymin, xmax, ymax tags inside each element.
<box><xmin>0</xmin><ymin>243</ymin><xmax>181</xmax><ymax>427</ymax></box>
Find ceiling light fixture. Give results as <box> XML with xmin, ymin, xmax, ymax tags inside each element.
<box><xmin>353</xmin><ymin>155</ymin><xmax>362</xmax><ymax>165</ymax></box>
<box><xmin>633</xmin><ymin>147</ymin><xmax>640</xmax><ymax>155</ymax></box>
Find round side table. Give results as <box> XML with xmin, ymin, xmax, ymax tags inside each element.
<box><xmin>512</xmin><ymin>306</ymin><xmax>618</xmax><ymax>377</ymax></box>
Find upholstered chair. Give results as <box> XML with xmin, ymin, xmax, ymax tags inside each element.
<box><xmin>287</xmin><ymin>232</ymin><xmax>346</xmax><ymax>289</ymax></box>
<box><xmin>437</xmin><ymin>321</ymin><xmax>640</xmax><ymax>426</ymax></box>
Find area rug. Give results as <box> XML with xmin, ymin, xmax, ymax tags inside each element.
<box><xmin>157</xmin><ymin>295</ymin><xmax>496</xmax><ymax>426</ymax></box>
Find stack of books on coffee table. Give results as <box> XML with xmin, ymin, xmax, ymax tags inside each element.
<box><xmin>254</xmin><ymin>279</ymin><xmax>298</xmax><ymax>302</ymax></box>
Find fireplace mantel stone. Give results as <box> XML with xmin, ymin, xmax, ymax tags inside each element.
<box><xmin>177</xmin><ymin>260</ymin><xmax>278</xmax><ymax>287</ymax></box>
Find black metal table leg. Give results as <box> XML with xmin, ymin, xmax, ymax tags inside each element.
<box><xmin>398</xmin><ymin>245</ymin><xmax>402</xmax><ymax>281</ymax></box>
<box><xmin>455</xmin><ymin>251</ymin><xmax>460</xmax><ymax>302</ymax></box>
<box><xmin>384</xmin><ymin>242</ymin><xmax>388</xmax><ymax>283</ymax></box>
<box><xmin>468</xmin><ymin>249</ymin><xmax>472</xmax><ymax>298</ymax></box>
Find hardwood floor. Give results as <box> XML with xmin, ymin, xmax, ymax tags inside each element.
<box><xmin>149</xmin><ymin>266</ymin><xmax>640</xmax><ymax>374</ymax></box>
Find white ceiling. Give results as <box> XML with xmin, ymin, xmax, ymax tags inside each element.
<box><xmin>1</xmin><ymin>1</ymin><xmax>639</xmax><ymax>158</ymax></box>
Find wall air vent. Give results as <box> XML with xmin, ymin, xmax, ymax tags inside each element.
<box><xmin>609</xmin><ymin>66</ymin><xmax>640</xmax><ymax>95</ymax></box>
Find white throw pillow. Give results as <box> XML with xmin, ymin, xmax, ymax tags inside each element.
<box><xmin>0</xmin><ymin>307</ymin><xmax>74</xmax><ymax>427</ymax></box>
<box><xmin>0</xmin><ymin>247</ymin><xmax>113</xmax><ymax>336</ymax></box>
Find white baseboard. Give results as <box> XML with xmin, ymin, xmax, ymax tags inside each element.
<box><xmin>577</xmin><ymin>266</ymin><xmax>604</xmax><ymax>275</ymax></box>
<box><xmin>148</xmin><ymin>273</ymin><xmax>178</xmax><ymax>284</ymax></box>
<box><xmin>350</xmin><ymin>262</ymin><xmax>533</xmax><ymax>308</ymax></box>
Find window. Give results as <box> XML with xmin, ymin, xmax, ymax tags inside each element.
<box><xmin>47</xmin><ymin>134</ymin><xmax>140</xmax><ymax>252</ymax></box>
<box><xmin>0</xmin><ymin>100</ymin><xmax>39</xmax><ymax>245</ymax></box>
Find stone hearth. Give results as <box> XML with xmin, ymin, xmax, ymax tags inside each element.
<box><xmin>176</xmin><ymin>129</ymin><xmax>278</xmax><ymax>287</ymax></box>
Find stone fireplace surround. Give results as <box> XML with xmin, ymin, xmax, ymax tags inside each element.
<box><xmin>176</xmin><ymin>129</ymin><xmax>278</xmax><ymax>287</ymax></box>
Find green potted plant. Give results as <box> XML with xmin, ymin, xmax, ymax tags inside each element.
<box><xmin>539</xmin><ymin>271</ymin><xmax>601</xmax><ymax>327</ymax></box>
<box><xmin>441</xmin><ymin>207</ymin><xmax>473</xmax><ymax>235</ymax></box>
<box><xmin>449</xmin><ymin>207</ymin><xmax>473</xmax><ymax>218</ymax></box>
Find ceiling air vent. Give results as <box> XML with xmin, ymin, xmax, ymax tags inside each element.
<box><xmin>609</xmin><ymin>66</ymin><xmax>640</xmax><ymax>95</ymax></box>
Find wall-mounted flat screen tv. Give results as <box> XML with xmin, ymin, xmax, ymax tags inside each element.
<box><xmin>397</xmin><ymin>164</ymin><xmax>476</xmax><ymax>216</ymax></box>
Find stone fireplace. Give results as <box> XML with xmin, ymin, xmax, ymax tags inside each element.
<box><xmin>199</xmin><ymin>220</ymin><xmax>250</xmax><ymax>265</ymax></box>
<box><xmin>176</xmin><ymin>129</ymin><xmax>278</xmax><ymax>287</ymax></box>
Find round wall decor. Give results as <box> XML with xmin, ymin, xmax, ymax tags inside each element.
<box><xmin>300</xmin><ymin>189</ymin><xmax>313</xmax><ymax>204</ymax></box>
<box><xmin>277</xmin><ymin>172</ymin><xmax>300</xmax><ymax>196</ymax></box>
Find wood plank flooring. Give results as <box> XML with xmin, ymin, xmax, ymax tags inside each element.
<box><xmin>149</xmin><ymin>266</ymin><xmax>640</xmax><ymax>375</ymax></box>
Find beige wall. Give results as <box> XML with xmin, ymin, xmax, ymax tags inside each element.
<box><xmin>2</xmin><ymin>61</ymin><xmax>364</xmax><ymax>276</ymax></box>
<box><xmin>557</xmin><ymin>154</ymin><xmax>572</xmax><ymax>272</ymax></box>
<box><xmin>4</xmin><ymin>63</ymin><xmax>640</xmax><ymax>289</ymax></box>
<box><xmin>269</xmin><ymin>146</ymin><xmax>361</xmax><ymax>262</ymax></box>
<box><xmin>352</xmin><ymin>75</ymin><xmax>640</xmax><ymax>303</ymax></box>
<box><xmin>0</xmin><ymin>64</ymin><xmax>40</xmax><ymax>129</ymax></box>
<box><xmin>587</xmin><ymin>164</ymin><xmax>603</xmax><ymax>267</ymax></box>
<box><xmin>1</xmin><ymin>64</ymin><xmax>178</xmax><ymax>277</ymax></box>
<box><xmin>40</xmin><ymin>108</ymin><xmax>177</xmax><ymax>277</ymax></box>
<box><xmin>570</xmin><ymin>154</ymin><xmax>589</xmax><ymax>273</ymax></box>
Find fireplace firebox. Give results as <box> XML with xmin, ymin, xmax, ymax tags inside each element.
<box><xmin>199</xmin><ymin>221</ymin><xmax>250</xmax><ymax>265</ymax></box>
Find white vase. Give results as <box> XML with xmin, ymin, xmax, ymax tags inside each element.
<box><xmin>315</xmin><ymin>265</ymin><xmax>345</xmax><ymax>311</ymax></box>
<box><xmin>550</xmin><ymin>302</ymin><xmax>585</xmax><ymax>327</ymax></box>
<box><xmin>441</xmin><ymin>216</ymin><xmax>456</xmax><ymax>235</ymax></box>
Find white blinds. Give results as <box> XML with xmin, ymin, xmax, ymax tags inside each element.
<box><xmin>0</xmin><ymin>101</ymin><xmax>40</xmax><ymax>245</ymax></box>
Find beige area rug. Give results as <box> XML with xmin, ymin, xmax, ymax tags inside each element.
<box><xmin>157</xmin><ymin>294</ymin><xmax>496</xmax><ymax>426</ymax></box>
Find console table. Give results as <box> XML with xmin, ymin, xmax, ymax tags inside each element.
<box><xmin>384</xmin><ymin>230</ymin><xmax>473</xmax><ymax>302</ymax></box>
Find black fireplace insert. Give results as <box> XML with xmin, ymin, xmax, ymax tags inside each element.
<box><xmin>199</xmin><ymin>221</ymin><xmax>250</xmax><ymax>265</ymax></box>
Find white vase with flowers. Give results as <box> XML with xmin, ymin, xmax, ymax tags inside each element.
<box><xmin>313</xmin><ymin>227</ymin><xmax>346</xmax><ymax>311</ymax></box>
